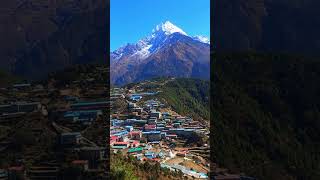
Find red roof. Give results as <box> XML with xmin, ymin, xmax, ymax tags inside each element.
<box><xmin>131</xmin><ymin>141</ymin><xmax>139</xmax><ymax>145</ymax></box>
<box><xmin>145</xmin><ymin>124</ymin><xmax>156</xmax><ymax>128</ymax></box>
<box><xmin>110</xmin><ymin>136</ymin><xmax>119</xmax><ymax>140</ymax></box>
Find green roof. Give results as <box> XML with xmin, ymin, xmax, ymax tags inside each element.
<box><xmin>128</xmin><ymin>147</ymin><xmax>143</xmax><ymax>153</ymax></box>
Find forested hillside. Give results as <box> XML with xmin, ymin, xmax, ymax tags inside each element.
<box><xmin>214</xmin><ymin>0</ymin><xmax>320</xmax><ymax>55</ymax></box>
<box><xmin>212</xmin><ymin>52</ymin><xmax>320</xmax><ymax>179</ymax></box>
<box><xmin>156</xmin><ymin>78</ymin><xmax>210</xmax><ymax>122</ymax></box>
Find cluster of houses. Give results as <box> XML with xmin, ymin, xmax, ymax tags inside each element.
<box><xmin>0</xmin><ymin>79</ymin><xmax>108</xmax><ymax>179</ymax></box>
<box><xmin>0</xmin><ymin>101</ymin><xmax>44</xmax><ymax>122</ymax></box>
<box><xmin>110</xmin><ymin>86</ymin><xmax>210</xmax><ymax>179</ymax></box>
<box><xmin>54</xmin><ymin>84</ymin><xmax>108</xmax><ymax>174</ymax></box>
<box><xmin>58</xmin><ymin>99</ymin><xmax>107</xmax><ymax>170</ymax></box>
<box><xmin>61</xmin><ymin>99</ymin><xmax>107</xmax><ymax>125</ymax></box>
<box><xmin>111</xmin><ymin>98</ymin><xmax>207</xmax><ymax>143</ymax></box>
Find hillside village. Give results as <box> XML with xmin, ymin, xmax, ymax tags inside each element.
<box><xmin>0</xmin><ymin>66</ymin><xmax>109</xmax><ymax>179</ymax></box>
<box><xmin>110</xmin><ymin>78</ymin><xmax>210</xmax><ymax>179</ymax></box>
<box><xmin>0</xmin><ymin>64</ymin><xmax>258</xmax><ymax>180</ymax></box>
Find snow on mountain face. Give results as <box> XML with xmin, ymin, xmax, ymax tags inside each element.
<box><xmin>111</xmin><ymin>21</ymin><xmax>208</xmax><ymax>61</ymax></box>
<box><xmin>153</xmin><ymin>21</ymin><xmax>187</xmax><ymax>36</ymax></box>
<box><xmin>110</xmin><ymin>21</ymin><xmax>210</xmax><ymax>85</ymax></box>
<box><xmin>111</xmin><ymin>21</ymin><xmax>185</xmax><ymax>61</ymax></box>
<box><xmin>193</xmin><ymin>35</ymin><xmax>210</xmax><ymax>44</ymax></box>
<box><xmin>111</xmin><ymin>43</ymin><xmax>140</xmax><ymax>60</ymax></box>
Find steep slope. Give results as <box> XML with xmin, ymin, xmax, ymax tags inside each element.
<box><xmin>0</xmin><ymin>0</ymin><xmax>108</xmax><ymax>79</ymax></box>
<box><xmin>110</xmin><ymin>21</ymin><xmax>210</xmax><ymax>85</ymax></box>
<box><xmin>213</xmin><ymin>52</ymin><xmax>320</xmax><ymax>179</ymax></box>
<box><xmin>157</xmin><ymin>78</ymin><xmax>209</xmax><ymax>122</ymax></box>
<box><xmin>214</xmin><ymin>0</ymin><xmax>320</xmax><ymax>55</ymax></box>
<box><xmin>110</xmin><ymin>21</ymin><xmax>190</xmax><ymax>62</ymax></box>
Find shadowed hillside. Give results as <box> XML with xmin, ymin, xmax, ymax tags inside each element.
<box><xmin>212</xmin><ymin>52</ymin><xmax>320</xmax><ymax>180</ymax></box>
<box><xmin>0</xmin><ymin>0</ymin><xmax>108</xmax><ymax>79</ymax></box>
<box><xmin>214</xmin><ymin>0</ymin><xmax>320</xmax><ymax>55</ymax></box>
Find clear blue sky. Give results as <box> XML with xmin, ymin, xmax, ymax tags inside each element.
<box><xmin>111</xmin><ymin>0</ymin><xmax>210</xmax><ymax>51</ymax></box>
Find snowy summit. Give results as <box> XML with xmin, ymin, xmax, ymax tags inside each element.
<box><xmin>111</xmin><ymin>21</ymin><xmax>209</xmax><ymax>61</ymax></box>
<box><xmin>153</xmin><ymin>21</ymin><xmax>188</xmax><ymax>36</ymax></box>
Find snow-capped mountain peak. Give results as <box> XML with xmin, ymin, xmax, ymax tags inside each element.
<box><xmin>110</xmin><ymin>21</ymin><xmax>210</xmax><ymax>85</ymax></box>
<box><xmin>152</xmin><ymin>21</ymin><xmax>187</xmax><ymax>36</ymax></box>
<box><xmin>111</xmin><ymin>21</ymin><xmax>187</xmax><ymax>61</ymax></box>
<box><xmin>111</xmin><ymin>21</ymin><xmax>210</xmax><ymax>62</ymax></box>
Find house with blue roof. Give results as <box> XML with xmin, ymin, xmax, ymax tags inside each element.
<box><xmin>130</xmin><ymin>95</ymin><xmax>142</xmax><ymax>101</ymax></box>
<box><xmin>64</xmin><ymin>110</ymin><xmax>102</xmax><ymax>123</ymax></box>
<box><xmin>144</xmin><ymin>151</ymin><xmax>155</xmax><ymax>159</ymax></box>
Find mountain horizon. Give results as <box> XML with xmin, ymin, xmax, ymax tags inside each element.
<box><xmin>111</xmin><ymin>21</ymin><xmax>210</xmax><ymax>53</ymax></box>
<box><xmin>110</xmin><ymin>21</ymin><xmax>210</xmax><ymax>86</ymax></box>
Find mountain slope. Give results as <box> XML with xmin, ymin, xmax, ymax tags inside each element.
<box><xmin>157</xmin><ymin>78</ymin><xmax>209</xmax><ymax>122</ymax></box>
<box><xmin>0</xmin><ymin>0</ymin><xmax>108</xmax><ymax>79</ymax></box>
<box><xmin>214</xmin><ymin>0</ymin><xmax>320</xmax><ymax>55</ymax></box>
<box><xmin>213</xmin><ymin>52</ymin><xmax>320</xmax><ymax>179</ymax></box>
<box><xmin>110</xmin><ymin>21</ymin><xmax>210</xmax><ymax>85</ymax></box>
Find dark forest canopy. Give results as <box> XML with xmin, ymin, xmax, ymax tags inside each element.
<box><xmin>212</xmin><ymin>52</ymin><xmax>320</xmax><ymax>180</ymax></box>
<box><xmin>213</xmin><ymin>0</ymin><xmax>320</xmax><ymax>55</ymax></box>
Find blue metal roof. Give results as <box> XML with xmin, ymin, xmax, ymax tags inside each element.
<box><xmin>64</xmin><ymin>110</ymin><xmax>102</xmax><ymax>117</ymax></box>
<box><xmin>142</xmin><ymin>131</ymin><xmax>161</xmax><ymax>134</ymax></box>
<box><xmin>145</xmin><ymin>152</ymin><xmax>155</xmax><ymax>156</ymax></box>
<box><xmin>111</xmin><ymin>130</ymin><xmax>129</xmax><ymax>136</ymax></box>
